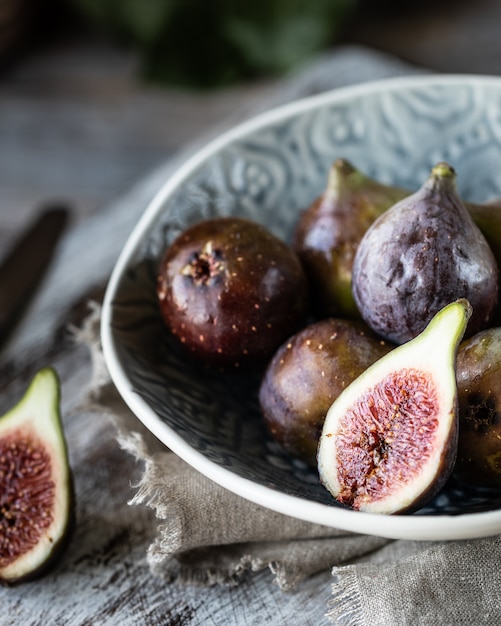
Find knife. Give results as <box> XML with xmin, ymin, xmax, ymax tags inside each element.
<box><xmin>0</xmin><ymin>205</ymin><xmax>70</xmax><ymax>351</ymax></box>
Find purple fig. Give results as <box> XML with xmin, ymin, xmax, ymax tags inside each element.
<box><xmin>293</xmin><ymin>159</ymin><xmax>408</xmax><ymax>318</ymax></box>
<box><xmin>157</xmin><ymin>216</ymin><xmax>309</xmax><ymax>368</ymax></box>
<box><xmin>259</xmin><ymin>318</ymin><xmax>391</xmax><ymax>466</ymax></box>
<box><xmin>455</xmin><ymin>327</ymin><xmax>501</xmax><ymax>487</ymax></box>
<box><xmin>352</xmin><ymin>162</ymin><xmax>498</xmax><ymax>344</ymax></box>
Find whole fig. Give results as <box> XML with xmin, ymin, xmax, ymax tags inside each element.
<box><xmin>455</xmin><ymin>327</ymin><xmax>501</xmax><ymax>487</ymax></box>
<box><xmin>157</xmin><ymin>216</ymin><xmax>309</xmax><ymax>368</ymax></box>
<box><xmin>467</xmin><ymin>197</ymin><xmax>501</xmax><ymax>273</ymax></box>
<box><xmin>259</xmin><ymin>318</ymin><xmax>391</xmax><ymax>466</ymax></box>
<box><xmin>352</xmin><ymin>162</ymin><xmax>499</xmax><ymax>344</ymax></box>
<box><xmin>318</xmin><ymin>299</ymin><xmax>471</xmax><ymax>514</ymax></box>
<box><xmin>293</xmin><ymin>159</ymin><xmax>408</xmax><ymax>318</ymax></box>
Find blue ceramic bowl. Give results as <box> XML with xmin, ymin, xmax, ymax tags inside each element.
<box><xmin>102</xmin><ymin>75</ymin><xmax>501</xmax><ymax>540</ymax></box>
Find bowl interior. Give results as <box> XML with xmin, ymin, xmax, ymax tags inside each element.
<box><xmin>104</xmin><ymin>76</ymin><xmax>501</xmax><ymax>538</ymax></box>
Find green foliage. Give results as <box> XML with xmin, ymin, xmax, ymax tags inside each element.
<box><xmin>69</xmin><ymin>0</ymin><xmax>356</xmax><ymax>87</ymax></box>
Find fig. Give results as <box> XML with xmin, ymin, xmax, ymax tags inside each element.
<box><xmin>0</xmin><ymin>368</ymin><xmax>74</xmax><ymax>585</ymax></box>
<box><xmin>157</xmin><ymin>216</ymin><xmax>309</xmax><ymax>368</ymax></box>
<box><xmin>259</xmin><ymin>318</ymin><xmax>391</xmax><ymax>466</ymax></box>
<box><xmin>317</xmin><ymin>299</ymin><xmax>471</xmax><ymax>514</ymax></box>
<box><xmin>455</xmin><ymin>327</ymin><xmax>501</xmax><ymax>487</ymax></box>
<box><xmin>293</xmin><ymin>159</ymin><xmax>408</xmax><ymax>318</ymax></box>
<box><xmin>352</xmin><ymin>162</ymin><xmax>498</xmax><ymax>344</ymax></box>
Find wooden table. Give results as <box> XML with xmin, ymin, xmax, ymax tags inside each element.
<box><xmin>1</xmin><ymin>3</ymin><xmax>501</xmax><ymax>621</ymax></box>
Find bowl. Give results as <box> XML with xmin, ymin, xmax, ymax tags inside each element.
<box><xmin>101</xmin><ymin>74</ymin><xmax>501</xmax><ymax>541</ymax></box>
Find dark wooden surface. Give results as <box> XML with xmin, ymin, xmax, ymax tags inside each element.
<box><xmin>343</xmin><ymin>0</ymin><xmax>501</xmax><ymax>76</ymax></box>
<box><xmin>1</xmin><ymin>3</ymin><xmax>501</xmax><ymax>624</ymax></box>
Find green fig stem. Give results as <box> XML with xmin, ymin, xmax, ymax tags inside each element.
<box><xmin>424</xmin><ymin>162</ymin><xmax>460</xmax><ymax>199</ymax></box>
<box><xmin>431</xmin><ymin>162</ymin><xmax>456</xmax><ymax>180</ymax></box>
<box><xmin>325</xmin><ymin>159</ymin><xmax>363</xmax><ymax>200</ymax></box>
<box><xmin>325</xmin><ymin>159</ymin><xmax>348</xmax><ymax>199</ymax></box>
<box><xmin>332</xmin><ymin>158</ymin><xmax>357</xmax><ymax>178</ymax></box>
<box><xmin>421</xmin><ymin>299</ymin><xmax>472</xmax><ymax>351</ymax></box>
<box><xmin>430</xmin><ymin>162</ymin><xmax>458</xmax><ymax>189</ymax></box>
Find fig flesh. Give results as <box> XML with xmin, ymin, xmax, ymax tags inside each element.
<box><xmin>318</xmin><ymin>299</ymin><xmax>471</xmax><ymax>514</ymax></box>
<box><xmin>455</xmin><ymin>328</ymin><xmax>501</xmax><ymax>487</ymax></box>
<box><xmin>352</xmin><ymin>162</ymin><xmax>498</xmax><ymax>344</ymax></box>
<box><xmin>157</xmin><ymin>216</ymin><xmax>309</xmax><ymax>368</ymax></box>
<box><xmin>259</xmin><ymin>318</ymin><xmax>391</xmax><ymax>466</ymax></box>
<box><xmin>0</xmin><ymin>368</ymin><xmax>74</xmax><ymax>585</ymax></box>
<box><xmin>293</xmin><ymin>159</ymin><xmax>408</xmax><ymax>318</ymax></box>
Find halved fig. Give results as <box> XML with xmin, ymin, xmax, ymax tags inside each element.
<box><xmin>0</xmin><ymin>368</ymin><xmax>74</xmax><ymax>585</ymax></box>
<box><xmin>317</xmin><ymin>300</ymin><xmax>471</xmax><ymax>514</ymax></box>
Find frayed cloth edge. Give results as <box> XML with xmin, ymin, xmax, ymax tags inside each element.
<box><xmin>114</xmin><ymin>426</ymin><xmax>314</xmax><ymax>591</ymax></box>
<box><xmin>148</xmin><ymin>552</ymin><xmax>306</xmax><ymax>591</ymax></box>
<box><xmin>326</xmin><ymin>567</ymin><xmax>364</xmax><ymax>625</ymax></box>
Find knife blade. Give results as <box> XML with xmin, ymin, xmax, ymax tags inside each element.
<box><xmin>0</xmin><ymin>205</ymin><xmax>70</xmax><ymax>351</ymax></box>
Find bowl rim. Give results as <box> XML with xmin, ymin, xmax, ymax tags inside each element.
<box><xmin>101</xmin><ymin>73</ymin><xmax>501</xmax><ymax>541</ymax></box>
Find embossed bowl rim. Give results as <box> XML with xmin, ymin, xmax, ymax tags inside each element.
<box><xmin>102</xmin><ymin>74</ymin><xmax>501</xmax><ymax>541</ymax></box>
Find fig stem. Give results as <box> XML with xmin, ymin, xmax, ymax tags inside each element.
<box><xmin>326</xmin><ymin>159</ymin><xmax>365</xmax><ymax>199</ymax></box>
<box><xmin>431</xmin><ymin>162</ymin><xmax>456</xmax><ymax>180</ymax></box>
<box><xmin>422</xmin><ymin>299</ymin><xmax>472</xmax><ymax>350</ymax></box>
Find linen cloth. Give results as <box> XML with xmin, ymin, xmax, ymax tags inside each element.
<box><xmin>9</xmin><ymin>46</ymin><xmax>501</xmax><ymax>625</ymax></box>
<box><xmin>79</xmin><ymin>300</ymin><xmax>501</xmax><ymax>626</ymax></box>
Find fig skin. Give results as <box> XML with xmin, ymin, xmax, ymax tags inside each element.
<box><xmin>467</xmin><ymin>198</ymin><xmax>501</xmax><ymax>273</ymax></box>
<box><xmin>455</xmin><ymin>327</ymin><xmax>501</xmax><ymax>487</ymax></box>
<box><xmin>318</xmin><ymin>299</ymin><xmax>471</xmax><ymax>514</ymax></box>
<box><xmin>259</xmin><ymin>318</ymin><xmax>392</xmax><ymax>466</ymax></box>
<box><xmin>352</xmin><ymin>162</ymin><xmax>499</xmax><ymax>345</ymax></box>
<box><xmin>157</xmin><ymin>216</ymin><xmax>309</xmax><ymax>368</ymax></box>
<box><xmin>293</xmin><ymin>159</ymin><xmax>408</xmax><ymax>318</ymax></box>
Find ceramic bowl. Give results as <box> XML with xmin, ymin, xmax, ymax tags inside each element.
<box><xmin>101</xmin><ymin>75</ymin><xmax>501</xmax><ymax>541</ymax></box>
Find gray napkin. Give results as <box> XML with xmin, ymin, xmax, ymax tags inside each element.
<box><xmin>328</xmin><ymin>537</ymin><xmax>501</xmax><ymax>624</ymax></box>
<box><xmin>77</xmin><ymin>303</ymin><xmax>390</xmax><ymax>593</ymax></box>
<box><xmin>77</xmin><ymin>302</ymin><xmax>501</xmax><ymax>626</ymax></box>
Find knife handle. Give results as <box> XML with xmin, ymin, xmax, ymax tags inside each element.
<box><xmin>0</xmin><ymin>204</ymin><xmax>70</xmax><ymax>350</ymax></box>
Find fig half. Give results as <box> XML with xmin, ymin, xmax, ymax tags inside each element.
<box><xmin>0</xmin><ymin>368</ymin><xmax>74</xmax><ymax>585</ymax></box>
<box><xmin>318</xmin><ymin>299</ymin><xmax>471</xmax><ymax>514</ymax></box>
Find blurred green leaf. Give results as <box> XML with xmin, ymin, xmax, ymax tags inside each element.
<box><xmin>225</xmin><ymin>16</ymin><xmax>334</xmax><ymax>75</ymax></box>
<box><xmin>120</xmin><ymin>0</ymin><xmax>175</xmax><ymax>44</ymax></box>
<box><xmin>68</xmin><ymin>0</ymin><xmax>356</xmax><ymax>87</ymax></box>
